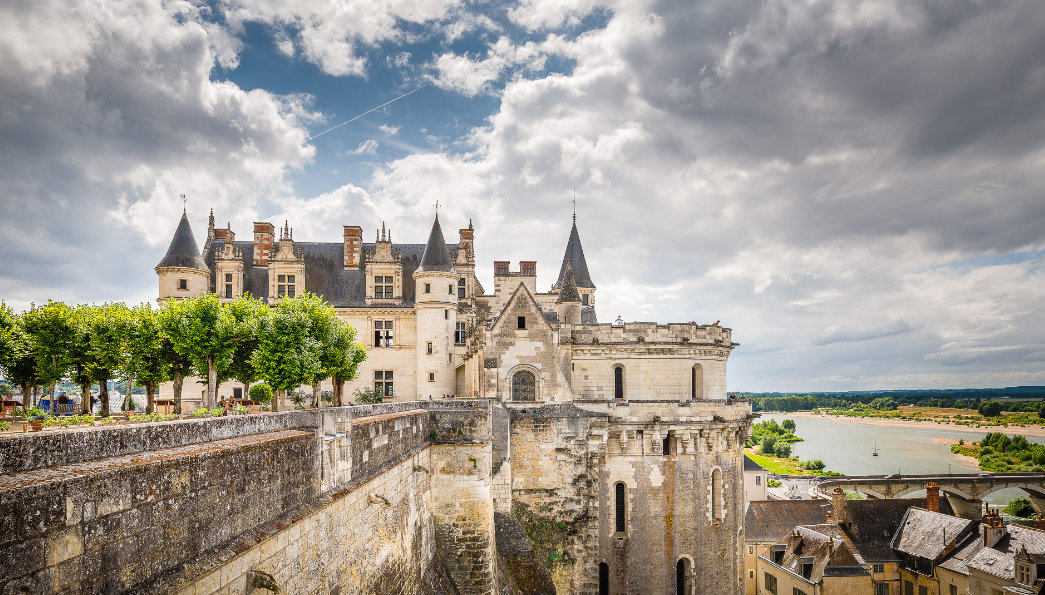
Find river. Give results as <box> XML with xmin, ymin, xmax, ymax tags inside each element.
<box><xmin>759</xmin><ymin>413</ymin><xmax>1045</xmax><ymax>512</ymax></box>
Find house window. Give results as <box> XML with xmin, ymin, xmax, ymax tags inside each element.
<box><xmin>424</xmin><ymin>282</ymin><xmax>431</xmax><ymax>293</ymax></box>
<box><xmin>455</xmin><ymin>322</ymin><xmax>466</xmax><ymax>345</ymax></box>
<box><xmin>875</xmin><ymin>585</ymin><xmax>890</xmax><ymax>595</ymax></box>
<box><xmin>903</xmin><ymin>581</ymin><xmax>913</xmax><ymax>595</ymax></box>
<box><xmin>1018</xmin><ymin>563</ymin><xmax>1032</xmax><ymax>585</ymax></box>
<box><xmin>755</xmin><ymin>475</ymin><xmax>761</xmax><ymax>486</ymax></box>
<box><xmin>793</xmin><ymin>589</ymin><xmax>808</xmax><ymax>595</ymax></box>
<box><xmin>427</xmin><ymin>342</ymin><xmax>433</xmax><ymax>355</ymax></box>
<box><xmin>374</xmin><ymin>371</ymin><xmax>393</xmax><ymax>397</ymax></box>
<box><xmin>613</xmin><ymin>366</ymin><xmax>624</xmax><ymax>399</ymax></box>
<box><xmin>277</xmin><ymin>274</ymin><xmax>296</xmax><ymax>297</ymax></box>
<box><xmin>517</xmin><ymin>316</ymin><xmax>526</xmax><ymax>329</ymax></box>
<box><xmin>444</xmin><ymin>309</ymin><xmax>449</xmax><ymax>319</ymax></box>
<box><xmin>918</xmin><ymin>587</ymin><xmax>927</xmax><ymax>595</ymax></box>
<box><xmin>615</xmin><ymin>482</ymin><xmax>626</xmax><ymax>533</ymax></box>
<box><xmin>428</xmin><ymin>372</ymin><xmax>435</xmax><ymax>382</ymax></box>
<box><xmin>373</xmin><ymin>320</ymin><xmax>393</xmax><ymax>347</ymax></box>
<box><xmin>764</xmin><ymin>573</ymin><xmax>777</xmax><ymax>595</ymax></box>
<box><xmin>872</xmin><ymin>564</ymin><xmax>884</xmax><ymax>573</ymax></box>
<box><xmin>512</xmin><ymin>370</ymin><xmax>536</xmax><ymax>401</ymax></box>
<box><xmin>458</xmin><ymin>278</ymin><xmax>465</xmax><ymax>299</ymax></box>
<box><xmin>948</xmin><ymin>586</ymin><xmax>957</xmax><ymax>595</ymax></box>
<box><xmin>178</xmin><ymin>278</ymin><xmax>187</xmax><ymax>290</ymax></box>
<box><xmin>374</xmin><ymin>275</ymin><xmax>394</xmax><ymax>299</ymax></box>
<box><xmin>749</xmin><ymin>570</ymin><xmax>754</xmax><ymax>579</ymax></box>
<box><xmin>224</xmin><ymin>283</ymin><xmax>233</xmax><ymax>298</ymax></box>
<box><xmin>448</xmin><ymin>283</ymin><xmax>453</xmax><ymax>294</ymax></box>
<box><xmin>582</xmin><ymin>294</ymin><xmax>588</xmax><ymax>305</ymax></box>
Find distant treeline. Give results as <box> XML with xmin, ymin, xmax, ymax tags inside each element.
<box><xmin>743</xmin><ymin>387</ymin><xmax>1045</xmax><ymax>412</ymax></box>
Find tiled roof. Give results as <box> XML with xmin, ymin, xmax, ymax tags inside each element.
<box><xmin>768</xmin><ymin>525</ymin><xmax>868</xmax><ymax>583</ymax></box>
<box><xmin>892</xmin><ymin>507</ymin><xmax>978</xmax><ymax>562</ymax></box>
<box><xmin>555</xmin><ymin>222</ymin><xmax>594</xmax><ymax>289</ymax></box>
<box><xmin>844</xmin><ymin>498</ymin><xmax>953</xmax><ymax>562</ymax></box>
<box><xmin>417</xmin><ymin>216</ymin><xmax>453</xmax><ymax>273</ymax></box>
<box><xmin>745</xmin><ymin>500</ymin><xmax>832</xmax><ymax>543</ymax></box>
<box><xmin>968</xmin><ymin>524</ymin><xmax>1045</xmax><ymax>579</ymax></box>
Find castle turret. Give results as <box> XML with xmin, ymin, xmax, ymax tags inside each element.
<box><xmin>555</xmin><ymin>259</ymin><xmax>582</xmax><ymax>325</ymax></box>
<box><xmin>413</xmin><ymin>215</ymin><xmax>458</xmax><ymax>399</ymax></box>
<box><xmin>554</xmin><ymin>218</ymin><xmax>596</xmax><ymax>310</ymax></box>
<box><xmin>156</xmin><ymin>210</ymin><xmax>209</xmax><ymax>303</ymax></box>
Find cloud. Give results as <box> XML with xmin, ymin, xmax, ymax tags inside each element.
<box><xmin>349</xmin><ymin>139</ymin><xmax>379</xmax><ymax>155</ymax></box>
<box><xmin>429</xmin><ymin>37</ymin><xmax>550</xmax><ymax>96</ymax></box>
<box><xmin>816</xmin><ymin>321</ymin><xmax>913</xmax><ymax>346</ymax></box>
<box><xmin>378</xmin><ymin>124</ymin><xmax>401</xmax><ymax>136</ymax></box>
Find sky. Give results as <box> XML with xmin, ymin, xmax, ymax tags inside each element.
<box><xmin>1</xmin><ymin>0</ymin><xmax>1043</xmax><ymax>392</ymax></box>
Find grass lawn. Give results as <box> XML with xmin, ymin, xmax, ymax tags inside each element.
<box><xmin>744</xmin><ymin>449</ymin><xmax>811</xmax><ymax>475</ymax></box>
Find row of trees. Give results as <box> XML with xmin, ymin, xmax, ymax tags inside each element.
<box><xmin>0</xmin><ymin>293</ymin><xmax>367</xmax><ymax>415</ymax></box>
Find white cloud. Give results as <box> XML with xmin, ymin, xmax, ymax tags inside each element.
<box><xmin>430</xmin><ymin>37</ymin><xmax>553</xmax><ymax>96</ymax></box>
<box><xmin>379</xmin><ymin>124</ymin><xmax>401</xmax><ymax>136</ymax></box>
<box><xmin>349</xmin><ymin>139</ymin><xmax>379</xmax><ymax>155</ymax></box>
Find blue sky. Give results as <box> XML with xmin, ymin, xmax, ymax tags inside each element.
<box><xmin>1</xmin><ymin>0</ymin><xmax>1044</xmax><ymax>391</ymax></box>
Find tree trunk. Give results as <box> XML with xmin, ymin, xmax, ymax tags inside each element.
<box><xmin>48</xmin><ymin>381</ymin><xmax>56</xmax><ymax>415</ymax></box>
<box><xmin>99</xmin><ymin>380</ymin><xmax>110</xmax><ymax>417</ymax></box>
<box><xmin>172</xmin><ymin>366</ymin><xmax>184</xmax><ymax>415</ymax></box>
<box><xmin>206</xmin><ymin>358</ymin><xmax>217</xmax><ymax>409</ymax></box>
<box><xmin>243</xmin><ymin>381</ymin><xmax>250</xmax><ymax>405</ymax></box>
<box><xmin>271</xmin><ymin>389</ymin><xmax>281</xmax><ymax>413</ymax></box>
<box><xmin>312</xmin><ymin>381</ymin><xmax>321</xmax><ymax>408</ymax></box>
<box><xmin>332</xmin><ymin>379</ymin><xmax>343</xmax><ymax>407</ymax></box>
<box><xmin>124</xmin><ymin>378</ymin><xmax>133</xmax><ymax>412</ymax></box>
<box><xmin>80</xmin><ymin>381</ymin><xmax>92</xmax><ymax>415</ymax></box>
<box><xmin>146</xmin><ymin>382</ymin><xmax>156</xmax><ymax>414</ymax></box>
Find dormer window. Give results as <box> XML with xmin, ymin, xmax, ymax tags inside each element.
<box><xmin>277</xmin><ymin>274</ymin><xmax>296</xmax><ymax>297</ymax></box>
<box><xmin>582</xmin><ymin>294</ymin><xmax>589</xmax><ymax>306</ymax></box>
<box><xmin>425</xmin><ymin>283</ymin><xmax>431</xmax><ymax>294</ymax></box>
<box><xmin>517</xmin><ymin>316</ymin><xmax>526</xmax><ymax>330</ymax></box>
<box><xmin>374</xmin><ymin>276</ymin><xmax>394</xmax><ymax>299</ymax></box>
<box><xmin>224</xmin><ymin>273</ymin><xmax>233</xmax><ymax>298</ymax></box>
<box><xmin>1017</xmin><ymin>562</ymin><xmax>1032</xmax><ymax>585</ymax></box>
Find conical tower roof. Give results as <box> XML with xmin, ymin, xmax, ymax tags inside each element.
<box><xmin>416</xmin><ymin>215</ymin><xmax>453</xmax><ymax>273</ymax></box>
<box><xmin>556</xmin><ymin>259</ymin><xmax>581</xmax><ymax>303</ymax></box>
<box><xmin>156</xmin><ymin>211</ymin><xmax>207</xmax><ymax>270</ymax></box>
<box><xmin>555</xmin><ymin>221</ymin><xmax>594</xmax><ymax>289</ymax></box>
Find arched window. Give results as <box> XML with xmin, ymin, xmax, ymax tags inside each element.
<box><xmin>613</xmin><ymin>366</ymin><xmax>624</xmax><ymax>399</ymax></box>
<box><xmin>691</xmin><ymin>364</ymin><xmax>703</xmax><ymax>400</ymax></box>
<box><xmin>615</xmin><ymin>482</ymin><xmax>626</xmax><ymax>533</ymax></box>
<box><xmin>599</xmin><ymin>562</ymin><xmax>609</xmax><ymax>595</ymax></box>
<box><xmin>711</xmin><ymin>468</ymin><xmax>723</xmax><ymax>521</ymax></box>
<box><xmin>512</xmin><ymin>370</ymin><xmax>536</xmax><ymax>401</ymax></box>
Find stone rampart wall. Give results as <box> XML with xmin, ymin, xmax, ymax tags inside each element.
<box><xmin>572</xmin><ymin>322</ymin><xmax>732</xmax><ymax>346</ymax></box>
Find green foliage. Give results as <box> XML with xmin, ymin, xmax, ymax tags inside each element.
<box><xmin>869</xmin><ymin>397</ymin><xmax>898</xmax><ymax>411</ymax></box>
<box><xmin>353</xmin><ymin>386</ymin><xmax>383</xmax><ymax>404</ymax></box>
<box><xmin>978</xmin><ymin>401</ymin><xmax>1003</xmax><ymax>418</ymax></box>
<box><xmin>249</xmin><ymin>383</ymin><xmax>273</xmax><ymax>403</ymax></box>
<box><xmin>190</xmin><ymin>408</ymin><xmax>224</xmax><ymax>418</ymax></box>
<box><xmin>961</xmin><ymin>432</ymin><xmax>1045</xmax><ymax>472</ymax></box>
<box><xmin>233</xmin><ymin>405</ymin><xmax>248</xmax><ymax>415</ymax></box>
<box><xmin>767</xmin><ymin>479</ymin><xmax>782</xmax><ymax>488</ymax></box>
<box><xmin>224</xmin><ymin>295</ymin><xmax>268</xmax><ymax>387</ymax></box>
<box><xmin>751</xmin><ymin>419</ymin><xmax>802</xmax><ymax>457</ymax></box>
<box><xmin>800</xmin><ymin>459</ymin><xmax>826</xmax><ymax>470</ymax></box>
<box><xmin>1004</xmin><ymin>497</ymin><xmax>1036</xmax><ymax>518</ymax></box>
<box><xmin>129</xmin><ymin>413</ymin><xmax>177</xmax><ymax>422</ymax></box>
<box><xmin>165</xmin><ymin>294</ymin><xmax>237</xmax><ymax>406</ymax></box>
<box><xmin>251</xmin><ymin>299</ymin><xmax>322</xmax><ymax>397</ymax></box>
<box><xmin>22</xmin><ymin>301</ymin><xmax>76</xmax><ymax>393</ymax></box>
<box><xmin>781</xmin><ymin>418</ymin><xmax>796</xmax><ymax>432</ymax></box>
<box><xmin>42</xmin><ymin>414</ymin><xmax>96</xmax><ymax>428</ymax></box>
<box><xmin>774</xmin><ymin>442</ymin><xmax>792</xmax><ymax>458</ymax></box>
<box><xmin>758</xmin><ymin>434</ymin><xmax>778</xmax><ymax>455</ymax></box>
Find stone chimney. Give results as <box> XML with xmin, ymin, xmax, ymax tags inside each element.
<box><xmin>831</xmin><ymin>488</ymin><xmax>850</xmax><ymax>524</ymax></box>
<box><xmin>926</xmin><ymin>482</ymin><xmax>940</xmax><ymax>513</ymax></box>
<box><xmin>984</xmin><ymin>510</ymin><xmax>1007</xmax><ymax>548</ymax></box>
<box><xmin>344</xmin><ymin>225</ymin><xmax>362</xmax><ymax>270</ymax></box>
<box><xmin>253</xmin><ymin>222</ymin><xmax>275</xmax><ymax>267</ymax></box>
<box><xmin>458</xmin><ymin>221</ymin><xmax>474</xmax><ymax>264</ymax></box>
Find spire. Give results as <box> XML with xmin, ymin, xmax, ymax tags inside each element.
<box><xmin>417</xmin><ymin>215</ymin><xmax>453</xmax><ymax>273</ymax></box>
<box><xmin>156</xmin><ymin>211</ymin><xmax>208</xmax><ymax>270</ymax></box>
<box><xmin>556</xmin><ymin>260</ymin><xmax>581</xmax><ymax>303</ymax></box>
<box><xmin>555</xmin><ymin>220</ymin><xmax>594</xmax><ymax>289</ymax></box>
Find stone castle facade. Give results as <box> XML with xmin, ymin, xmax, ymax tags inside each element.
<box><xmin>154</xmin><ymin>209</ymin><xmax>755</xmax><ymax>593</ymax></box>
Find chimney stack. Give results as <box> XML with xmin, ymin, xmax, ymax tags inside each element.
<box><xmin>831</xmin><ymin>488</ymin><xmax>850</xmax><ymax>525</ymax></box>
<box><xmin>926</xmin><ymin>482</ymin><xmax>940</xmax><ymax>513</ymax></box>
<box><xmin>253</xmin><ymin>222</ymin><xmax>275</xmax><ymax>266</ymax></box>
<box><xmin>984</xmin><ymin>510</ymin><xmax>1007</xmax><ymax>548</ymax></box>
<box><xmin>344</xmin><ymin>225</ymin><xmax>362</xmax><ymax>270</ymax></box>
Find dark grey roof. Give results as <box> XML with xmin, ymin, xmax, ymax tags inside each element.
<box><xmin>555</xmin><ymin>222</ymin><xmax>594</xmax><ymax>289</ymax></box>
<box><xmin>770</xmin><ymin>525</ymin><xmax>868</xmax><ymax>582</ymax></box>
<box><xmin>157</xmin><ymin>212</ymin><xmax>207</xmax><ymax>270</ymax></box>
<box><xmin>556</xmin><ymin>260</ymin><xmax>581</xmax><ymax>303</ymax></box>
<box><xmin>845</xmin><ymin>498</ymin><xmax>953</xmax><ymax>562</ymax></box>
<box><xmin>745</xmin><ymin>500</ymin><xmax>832</xmax><ymax>543</ymax></box>
<box><xmin>744</xmin><ymin>455</ymin><xmax>767</xmax><ymax>472</ymax></box>
<box><xmin>968</xmin><ymin>524</ymin><xmax>1045</xmax><ymax>579</ymax></box>
<box><xmin>892</xmin><ymin>508</ymin><xmax>978</xmax><ymax>562</ymax></box>
<box><xmin>417</xmin><ymin>216</ymin><xmax>453</xmax><ymax>273</ymax></box>
<box><xmin>205</xmin><ymin>239</ymin><xmax>457</xmax><ymax>307</ymax></box>
<box><xmin>937</xmin><ymin>525</ymin><xmax>985</xmax><ymax>576</ymax></box>
<box><xmin>580</xmin><ymin>306</ymin><xmax>598</xmax><ymax>324</ymax></box>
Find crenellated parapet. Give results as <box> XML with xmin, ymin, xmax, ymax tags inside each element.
<box><xmin>570</xmin><ymin>321</ymin><xmax>734</xmax><ymax>348</ymax></box>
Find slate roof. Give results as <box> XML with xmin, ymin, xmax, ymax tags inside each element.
<box><xmin>745</xmin><ymin>500</ymin><xmax>833</xmax><ymax>543</ymax></box>
<box><xmin>417</xmin><ymin>216</ymin><xmax>453</xmax><ymax>273</ymax></box>
<box><xmin>843</xmin><ymin>497</ymin><xmax>954</xmax><ymax>563</ymax></box>
<box><xmin>204</xmin><ymin>239</ymin><xmax>457</xmax><ymax>307</ymax></box>
<box><xmin>937</xmin><ymin>525</ymin><xmax>985</xmax><ymax>576</ymax></box>
<box><xmin>555</xmin><ymin>222</ymin><xmax>594</xmax><ymax>289</ymax></box>
<box><xmin>968</xmin><ymin>524</ymin><xmax>1045</xmax><ymax>580</ymax></box>
<box><xmin>770</xmin><ymin>525</ymin><xmax>868</xmax><ymax>582</ymax></box>
<box><xmin>744</xmin><ymin>455</ymin><xmax>767</xmax><ymax>472</ymax></box>
<box><xmin>892</xmin><ymin>508</ymin><xmax>978</xmax><ymax>563</ymax></box>
<box><xmin>157</xmin><ymin>212</ymin><xmax>207</xmax><ymax>270</ymax></box>
<box><xmin>556</xmin><ymin>259</ymin><xmax>581</xmax><ymax>303</ymax></box>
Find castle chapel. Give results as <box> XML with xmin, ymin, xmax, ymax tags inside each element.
<box><xmin>155</xmin><ymin>210</ymin><xmax>754</xmax><ymax>594</ymax></box>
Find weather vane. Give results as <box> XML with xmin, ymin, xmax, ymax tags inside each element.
<box><xmin>572</xmin><ymin>188</ymin><xmax>577</xmax><ymax>224</ymax></box>
<box><xmin>180</xmin><ymin>194</ymin><xmax>187</xmax><ymax>213</ymax></box>
<box><xmin>434</xmin><ymin>199</ymin><xmax>440</xmax><ymax>214</ymax></box>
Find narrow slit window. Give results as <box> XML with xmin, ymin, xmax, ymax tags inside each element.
<box><xmin>615</xmin><ymin>482</ymin><xmax>626</xmax><ymax>532</ymax></box>
<box><xmin>614</xmin><ymin>366</ymin><xmax>624</xmax><ymax>399</ymax></box>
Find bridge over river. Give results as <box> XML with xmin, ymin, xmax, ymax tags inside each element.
<box><xmin>818</xmin><ymin>472</ymin><xmax>1045</xmax><ymax>518</ymax></box>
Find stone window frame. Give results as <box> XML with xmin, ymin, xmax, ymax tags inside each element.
<box><xmin>612</xmin><ymin>364</ymin><xmax>625</xmax><ymax>400</ymax></box>
<box><xmin>675</xmin><ymin>555</ymin><xmax>694</xmax><ymax>595</ymax></box>
<box><xmin>614</xmin><ymin>481</ymin><xmax>627</xmax><ymax>534</ymax></box>
<box><xmin>457</xmin><ymin>278</ymin><xmax>466</xmax><ymax>299</ymax></box>
<box><xmin>374</xmin><ymin>370</ymin><xmax>393</xmax><ymax>397</ymax></box>
<box><xmin>691</xmin><ymin>363</ymin><xmax>704</xmax><ymax>400</ymax></box>
<box><xmin>454</xmin><ymin>322</ymin><xmax>467</xmax><ymax>345</ymax></box>
<box><xmin>507</xmin><ymin>364</ymin><xmax>540</xmax><ymax>402</ymax></box>
<box><xmin>178</xmin><ymin>278</ymin><xmax>188</xmax><ymax>290</ymax></box>
<box><xmin>276</xmin><ymin>274</ymin><xmax>296</xmax><ymax>298</ymax></box>
<box><xmin>373</xmin><ymin>319</ymin><xmax>394</xmax><ymax>348</ymax></box>
<box><xmin>373</xmin><ymin>275</ymin><xmax>394</xmax><ymax>299</ymax></box>
<box><xmin>709</xmin><ymin>466</ymin><xmax>724</xmax><ymax>523</ymax></box>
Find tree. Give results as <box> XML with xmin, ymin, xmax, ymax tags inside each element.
<box><xmin>781</xmin><ymin>419</ymin><xmax>796</xmax><ymax>432</ymax></box>
<box><xmin>124</xmin><ymin>304</ymin><xmax>170</xmax><ymax>414</ymax></box>
<box><xmin>332</xmin><ymin>337</ymin><xmax>367</xmax><ymax>406</ymax></box>
<box><xmin>775</xmin><ymin>442</ymin><xmax>792</xmax><ymax>458</ymax></box>
<box><xmin>278</xmin><ymin>293</ymin><xmax>365</xmax><ymax>407</ymax></box>
<box><xmin>88</xmin><ymin>303</ymin><xmax>131</xmax><ymax>417</ymax></box>
<box><xmin>979</xmin><ymin>401</ymin><xmax>1002</xmax><ymax>418</ymax></box>
<box><xmin>224</xmin><ymin>295</ymin><xmax>268</xmax><ymax>401</ymax></box>
<box><xmin>248</xmin><ymin>383</ymin><xmax>273</xmax><ymax>405</ymax></box>
<box><xmin>0</xmin><ymin>305</ymin><xmax>37</xmax><ymax>405</ymax></box>
<box><xmin>164</xmin><ymin>294</ymin><xmax>236</xmax><ymax>409</ymax></box>
<box><xmin>156</xmin><ymin>299</ymin><xmax>194</xmax><ymax>414</ymax></box>
<box><xmin>759</xmin><ymin>435</ymin><xmax>778</xmax><ymax>456</ymax></box>
<box><xmin>0</xmin><ymin>302</ymin><xmax>15</xmax><ymax>373</ymax></box>
<box><xmin>1037</xmin><ymin>402</ymin><xmax>1045</xmax><ymax>419</ymax></box>
<box><xmin>22</xmin><ymin>301</ymin><xmax>75</xmax><ymax>409</ymax></box>
<box><xmin>251</xmin><ymin>305</ymin><xmax>322</xmax><ymax>412</ymax></box>
<box><xmin>67</xmin><ymin>305</ymin><xmax>99</xmax><ymax>414</ymax></box>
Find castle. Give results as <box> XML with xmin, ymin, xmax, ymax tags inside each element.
<box><xmin>151</xmin><ymin>209</ymin><xmax>755</xmax><ymax>594</ymax></box>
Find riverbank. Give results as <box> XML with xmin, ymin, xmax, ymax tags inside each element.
<box><xmin>778</xmin><ymin>411</ymin><xmax>1045</xmax><ymax>438</ymax></box>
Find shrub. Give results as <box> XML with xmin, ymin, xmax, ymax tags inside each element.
<box><xmin>1004</xmin><ymin>497</ymin><xmax>1035</xmax><ymax>518</ymax></box>
<box><xmin>353</xmin><ymin>386</ymin><xmax>383</xmax><ymax>405</ymax></box>
<box><xmin>249</xmin><ymin>384</ymin><xmax>273</xmax><ymax>404</ymax></box>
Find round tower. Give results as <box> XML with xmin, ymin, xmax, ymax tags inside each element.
<box><xmin>413</xmin><ymin>214</ymin><xmax>458</xmax><ymax>399</ymax></box>
<box><xmin>156</xmin><ymin>209</ymin><xmax>210</xmax><ymax>304</ymax></box>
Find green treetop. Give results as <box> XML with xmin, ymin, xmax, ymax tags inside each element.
<box><xmin>22</xmin><ymin>301</ymin><xmax>75</xmax><ymax>408</ymax></box>
<box><xmin>164</xmin><ymin>294</ymin><xmax>236</xmax><ymax>409</ymax></box>
<box><xmin>124</xmin><ymin>304</ymin><xmax>171</xmax><ymax>414</ymax></box>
